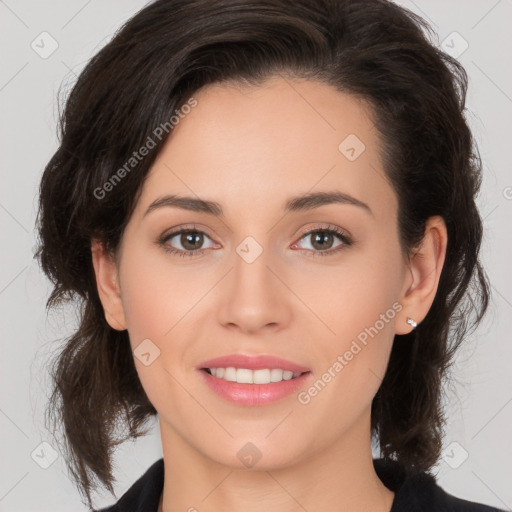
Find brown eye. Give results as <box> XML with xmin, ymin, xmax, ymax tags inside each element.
<box><xmin>159</xmin><ymin>227</ymin><xmax>218</xmax><ymax>257</ymax></box>
<box><xmin>178</xmin><ymin>230</ymin><xmax>205</xmax><ymax>251</ymax></box>
<box><xmin>309</xmin><ymin>231</ymin><xmax>337</xmax><ymax>251</ymax></box>
<box><xmin>291</xmin><ymin>225</ymin><xmax>353</xmax><ymax>257</ymax></box>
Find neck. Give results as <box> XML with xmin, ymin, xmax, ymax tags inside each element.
<box><xmin>157</xmin><ymin>408</ymin><xmax>394</xmax><ymax>512</ymax></box>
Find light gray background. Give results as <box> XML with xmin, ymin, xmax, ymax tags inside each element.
<box><xmin>1</xmin><ymin>1</ymin><xmax>511</xmax><ymax>510</ymax></box>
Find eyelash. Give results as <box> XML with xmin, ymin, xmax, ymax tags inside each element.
<box><xmin>157</xmin><ymin>223</ymin><xmax>353</xmax><ymax>258</ymax></box>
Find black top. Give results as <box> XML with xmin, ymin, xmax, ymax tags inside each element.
<box><xmin>94</xmin><ymin>457</ymin><xmax>506</xmax><ymax>512</ymax></box>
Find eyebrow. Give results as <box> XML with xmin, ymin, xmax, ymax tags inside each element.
<box><xmin>143</xmin><ymin>190</ymin><xmax>373</xmax><ymax>218</ymax></box>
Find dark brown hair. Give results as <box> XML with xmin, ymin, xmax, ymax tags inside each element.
<box><xmin>35</xmin><ymin>0</ymin><xmax>490</xmax><ymax>508</ymax></box>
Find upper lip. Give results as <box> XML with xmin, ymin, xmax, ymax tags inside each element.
<box><xmin>198</xmin><ymin>354</ymin><xmax>310</xmax><ymax>373</ymax></box>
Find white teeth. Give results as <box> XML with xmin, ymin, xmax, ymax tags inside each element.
<box><xmin>236</xmin><ymin>368</ymin><xmax>253</xmax><ymax>384</ymax></box>
<box><xmin>253</xmin><ymin>369</ymin><xmax>271</xmax><ymax>384</ymax></box>
<box><xmin>223</xmin><ymin>367</ymin><xmax>237</xmax><ymax>382</ymax></box>
<box><xmin>270</xmin><ymin>368</ymin><xmax>283</xmax><ymax>382</ymax></box>
<box><xmin>208</xmin><ymin>367</ymin><xmax>301</xmax><ymax>384</ymax></box>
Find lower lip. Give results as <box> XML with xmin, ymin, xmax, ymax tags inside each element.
<box><xmin>198</xmin><ymin>369</ymin><xmax>311</xmax><ymax>406</ymax></box>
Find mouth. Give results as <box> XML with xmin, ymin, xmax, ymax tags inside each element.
<box><xmin>197</xmin><ymin>355</ymin><xmax>313</xmax><ymax>406</ymax></box>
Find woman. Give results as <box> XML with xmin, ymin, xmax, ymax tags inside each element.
<box><xmin>35</xmin><ymin>0</ymin><xmax>505</xmax><ymax>510</ymax></box>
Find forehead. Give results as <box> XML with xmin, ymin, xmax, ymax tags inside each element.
<box><xmin>135</xmin><ymin>76</ymin><xmax>397</xmax><ymax>221</ymax></box>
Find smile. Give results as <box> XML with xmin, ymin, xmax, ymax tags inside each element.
<box><xmin>203</xmin><ymin>367</ymin><xmax>303</xmax><ymax>384</ymax></box>
<box><xmin>197</xmin><ymin>354</ymin><xmax>312</xmax><ymax>406</ymax></box>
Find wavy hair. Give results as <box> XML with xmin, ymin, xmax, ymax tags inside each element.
<box><xmin>35</xmin><ymin>0</ymin><xmax>490</xmax><ymax>508</ymax></box>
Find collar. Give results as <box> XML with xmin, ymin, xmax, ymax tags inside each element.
<box><xmin>96</xmin><ymin>457</ymin><xmax>503</xmax><ymax>512</ymax></box>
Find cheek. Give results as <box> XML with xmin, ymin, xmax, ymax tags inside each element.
<box><xmin>296</xmin><ymin>236</ymin><xmax>403</xmax><ymax>402</ymax></box>
<box><xmin>116</xmin><ymin>245</ymin><xmax>216</xmax><ymax>402</ymax></box>
<box><xmin>295</xmin><ymin>240</ymin><xmax>403</xmax><ymax>348</ymax></box>
<box><xmin>118</xmin><ymin>245</ymin><xmax>205</xmax><ymax>344</ymax></box>
<box><xmin>116</xmin><ymin>247</ymin><xmax>204</xmax><ymax>415</ymax></box>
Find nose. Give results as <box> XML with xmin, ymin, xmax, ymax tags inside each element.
<box><xmin>216</xmin><ymin>241</ymin><xmax>292</xmax><ymax>335</ymax></box>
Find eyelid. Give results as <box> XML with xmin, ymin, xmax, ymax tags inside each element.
<box><xmin>159</xmin><ymin>223</ymin><xmax>214</xmax><ymax>238</ymax></box>
<box><xmin>294</xmin><ymin>222</ymin><xmax>352</xmax><ymax>241</ymax></box>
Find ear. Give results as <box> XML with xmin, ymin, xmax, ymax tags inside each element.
<box><xmin>91</xmin><ymin>239</ymin><xmax>127</xmax><ymax>331</ymax></box>
<box><xmin>395</xmin><ymin>215</ymin><xmax>448</xmax><ymax>335</ymax></box>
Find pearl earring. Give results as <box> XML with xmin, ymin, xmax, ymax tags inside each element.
<box><xmin>407</xmin><ymin>317</ymin><xmax>418</xmax><ymax>329</ymax></box>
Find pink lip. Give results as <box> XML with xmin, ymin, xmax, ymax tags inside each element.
<box><xmin>198</xmin><ymin>354</ymin><xmax>310</xmax><ymax>373</ymax></box>
<box><xmin>197</xmin><ymin>354</ymin><xmax>312</xmax><ymax>406</ymax></box>
<box><xmin>198</xmin><ymin>369</ymin><xmax>312</xmax><ymax>406</ymax></box>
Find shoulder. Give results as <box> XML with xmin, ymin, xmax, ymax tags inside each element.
<box><xmin>93</xmin><ymin>458</ymin><xmax>164</xmax><ymax>512</ymax></box>
<box><xmin>373</xmin><ymin>458</ymin><xmax>506</xmax><ymax>512</ymax></box>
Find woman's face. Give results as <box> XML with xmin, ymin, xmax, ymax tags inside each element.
<box><xmin>103</xmin><ymin>76</ymin><xmax>417</xmax><ymax>468</ymax></box>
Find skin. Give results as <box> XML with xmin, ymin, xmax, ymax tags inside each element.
<box><xmin>92</xmin><ymin>75</ymin><xmax>447</xmax><ymax>512</ymax></box>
